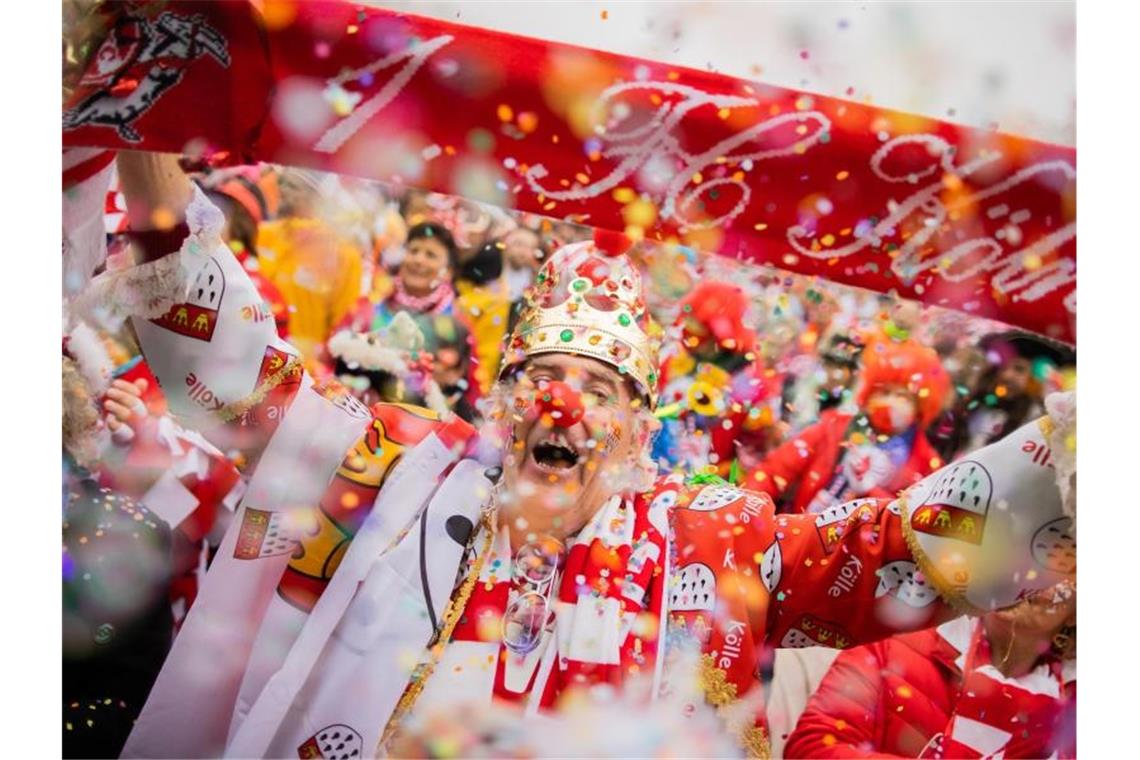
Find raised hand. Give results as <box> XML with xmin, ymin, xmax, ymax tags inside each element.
<box><xmin>103</xmin><ymin>377</ymin><xmax>150</xmax><ymax>444</ymax></box>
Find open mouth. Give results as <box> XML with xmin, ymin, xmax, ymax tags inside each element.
<box><xmin>531</xmin><ymin>438</ymin><xmax>581</xmax><ymax>471</ymax></box>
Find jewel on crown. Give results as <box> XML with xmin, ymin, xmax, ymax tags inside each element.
<box><xmin>501</xmin><ymin>235</ymin><xmax>661</xmax><ymax>407</ymax></box>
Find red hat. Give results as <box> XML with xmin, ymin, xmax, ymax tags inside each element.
<box><xmin>856</xmin><ymin>337</ymin><xmax>950</xmax><ymax>426</ymax></box>
<box><xmin>205</xmin><ymin>166</ymin><xmax>277</xmax><ymax>224</ymax></box>
<box><xmin>676</xmin><ymin>281</ymin><xmax>757</xmax><ymax>355</ymax></box>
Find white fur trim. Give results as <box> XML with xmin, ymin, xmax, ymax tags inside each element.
<box><xmin>328</xmin><ymin>319</ymin><xmax>449</xmax><ymax>416</ymax></box>
<box><xmin>386</xmin><ymin>310</ymin><xmax>426</xmax><ymax>352</ymax></box>
<box><xmin>1044</xmin><ymin>390</ymin><xmax>1076</xmax><ymax>525</ymax></box>
<box><xmin>66</xmin><ymin>321</ymin><xmax>115</xmax><ymax>394</ymax></box>
<box><xmin>71</xmin><ymin>186</ymin><xmax>220</xmax><ymax>330</ymax></box>
<box><xmin>423</xmin><ymin>380</ymin><xmax>450</xmax><ymax>417</ymax></box>
<box><xmin>72</xmin><ymin>251</ymin><xmax>186</xmax><ymax>330</ymax></box>
<box><xmin>327</xmin><ymin>312</ymin><xmax>427</xmax><ymax>372</ymax></box>
<box><xmin>327</xmin><ymin>330</ymin><xmax>409</xmax><ymax>376</ymax></box>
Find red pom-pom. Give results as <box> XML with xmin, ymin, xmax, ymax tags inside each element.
<box><xmin>535</xmin><ymin>380</ymin><xmax>585</xmax><ymax>428</ymax></box>
<box><xmin>575</xmin><ymin>258</ymin><xmax>611</xmax><ymax>285</ymax></box>
<box><xmin>593</xmin><ymin>229</ymin><xmax>633</xmax><ymax>257</ymax></box>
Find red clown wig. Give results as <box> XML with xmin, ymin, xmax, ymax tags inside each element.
<box><xmin>856</xmin><ymin>337</ymin><xmax>950</xmax><ymax>426</ymax></box>
<box><xmin>677</xmin><ymin>281</ymin><xmax>758</xmax><ymax>355</ymax></box>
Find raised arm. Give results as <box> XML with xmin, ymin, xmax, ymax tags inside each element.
<box><xmin>109</xmin><ymin>152</ymin><xmax>305</xmax><ymax>461</ymax></box>
<box><xmin>116</xmin><ymin>151</ymin><xmax>194</xmax><ymax>234</ymax></box>
<box><xmin>756</xmin><ymin>494</ymin><xmax>954</xmax><ymax>652</ymax></box>
<box><xmin>759</xmin><ymin>412</ymin><xmax>1072</xmax><ymax>651</ymax></box>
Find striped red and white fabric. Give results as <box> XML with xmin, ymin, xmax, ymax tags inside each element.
<box><xmin>920</xmin><ymin>619</ymin><xmax>1076</xmax><ymax>759</ymax></box>
<box><xmin>413</xmin><ymin>491</ymin><xmax>667</xmax><ymax>715</ymax></box>
<box><xmin>61</xmin><ymin>1</ymin><xmax>1077</xmax><ymax>343</ymax></box>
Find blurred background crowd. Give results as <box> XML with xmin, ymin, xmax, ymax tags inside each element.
<box><xmin>64</xmin><ymin>162</ymin><xmax>1076</xmax><ymax>757</ymax></box>
<box><xmin>184</xmin><ymin>161</ymin><xmax>1077</xmax><ymax>466</ymax></box>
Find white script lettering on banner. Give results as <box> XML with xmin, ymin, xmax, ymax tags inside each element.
<box><xmin>314</xmin><ymin>34</ymin><xmax>454</xmax><ymax>154</ymax></box>
<box><xmin>786</xmin><ymin>133</ymin><xmax>1076</xmax><ymax>316</ymax></box>
<box><xmin>524</xmin><ymin>80</ymin><xmax>831</xmax><ymax>232</ymax></box>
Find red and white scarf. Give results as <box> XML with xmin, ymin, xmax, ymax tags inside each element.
<box><xmin>413</xmin><ymin>491</ymin><xmax>668</xmax><ymax>714</ymax></box>
<box><xmin>389</xmin><ymin>276</ymin><xmax>455</xmax><ymax>316</ymax></box>
<box><xmin>922</xmin><ymin>617</ymin><xmax>1076</xmax><ymax>759</ymax></box>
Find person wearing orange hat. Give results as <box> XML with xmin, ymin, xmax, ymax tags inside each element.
<box><xmin>745</xmin><ymin>335</ymin><xmax>950</xmax><ymax>515</ymax></box>
<box><xmin>104</xmin><ymin>152</ymin><xmax>1071</xmax><ymax>760</ymax></box>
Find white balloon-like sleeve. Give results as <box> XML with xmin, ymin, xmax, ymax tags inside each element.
<box><xmin>122</xmin><ymin>188</ymin><xmax>304</xmax><ymax>435</ymax></box>
<box><xmin>898</xmin><ymin>409</ymin><xmax>1075</xmax><ymax>613</ymax></box>
<box><xmin>1044</xmin><ymin>390</ymin><xmax>1077</xmax><ymax>526</ymax></box>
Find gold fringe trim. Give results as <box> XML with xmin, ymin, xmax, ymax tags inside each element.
<box><xmin>1038</xmin><ymin>415</ymin><xmax>1056</xmax><ymax>439</ymax></box>
<box><xmin>699</xmin><ymin>654</ymin><xmax>771</xmax><ymax>759</ymax></box>
<box><xmin>897</xmin><ymin>494</ymin><xmax>987</xmax><ymax>617</ymax></box>
<box><xmin>215</xmin><ymin>357</ymin><xmax>303</xmax><ymax>424</ymax></box>
<box><xmin>376</xmin><ymin>512</ymin><xmax>496</xmax><ymax>755</ymax></box>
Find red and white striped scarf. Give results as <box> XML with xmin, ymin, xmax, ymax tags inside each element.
<box><xmin>921</xmin><ymin>617</ymin><xmax>1076</xmax><ymax>758</ymax></box>
<box><xmin>417</xmin><ymin>491</ymin><xmax>667</xmax><ymax>712</ymax></box>
<box><xmin>389</xmin><ymin>276</ymin><xmax>455</xmax><ymax>316</ymax></box>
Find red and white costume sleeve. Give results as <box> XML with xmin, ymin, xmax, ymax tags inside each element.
<box><xmin>655</xmin><ymin>406</ymin><xmax>1073</xmax><ymax>755</ymax></box>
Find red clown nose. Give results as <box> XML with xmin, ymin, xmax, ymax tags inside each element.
<box><xmin>535</xmin><ymin>381</ymin><xmax>585</xmax><ymax>428</ymax></box>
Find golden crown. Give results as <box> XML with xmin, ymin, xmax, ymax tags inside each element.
<box><xmin>501</xmin><ymin>239</ymin><xmax>661</xmax><ymax>407</ymax></box>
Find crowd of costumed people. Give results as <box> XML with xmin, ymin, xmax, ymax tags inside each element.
<box><xmin>62</xmin><ymin>150</ymin><xmax>1076</xmax><ymax>759</ymax></box>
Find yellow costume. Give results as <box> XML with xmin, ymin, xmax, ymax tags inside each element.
<box><xmin>455</xmin><ymin>279</ymin><xmax>511</xmax><ymax>395</ymax></box>
<box><xmin>256</xmin><ymin>218</ymin><xmax>364</xmax><ymax>364</ymax></box>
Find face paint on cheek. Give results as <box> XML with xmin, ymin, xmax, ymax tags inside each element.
<box><xmin>513</xmin><ymin>388</ymin><xmax>537</xmax><ymax>420</ymax></box>
<box><xmin>599</xmin><ymin>422</ymin><xmax>623</xmax><ymax>455</ymax></box>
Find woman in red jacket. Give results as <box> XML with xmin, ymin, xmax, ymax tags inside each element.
<box><xmin>745</xmin><ymin>336</ymin><xmax>949</xmax><ymax>514</ymax></box>
<box><xmin>785</xmin><ymin>581</ymin><xmax>1076</xmax><ymax>758</ymax></box>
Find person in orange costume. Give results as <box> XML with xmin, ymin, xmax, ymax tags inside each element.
<box><xmin>746</xmin><ymin>336</ymin><xmax>949</xmax><ymax>514</ymax></box>
<box><xmin>454</xmin><ymin>240</ymin><xmax>512</xmax><ymax>396</ymax></box>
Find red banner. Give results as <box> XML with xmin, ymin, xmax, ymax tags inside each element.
<box><xmin>63</xmin><ymin>0</ymin><xmax>1076</xmax><ymax>344</ymax></box>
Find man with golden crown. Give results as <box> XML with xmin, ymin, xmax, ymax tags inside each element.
<box><xmin>96</xmin><ymin>151</ymin><xmax>1074</xmax><ymax>759</ymax></box>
